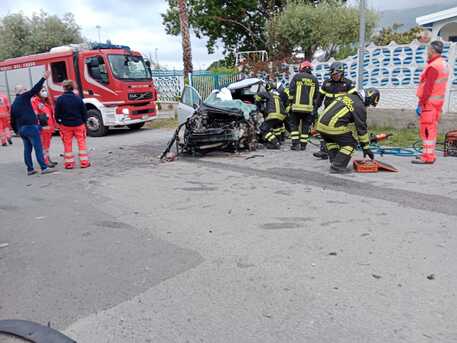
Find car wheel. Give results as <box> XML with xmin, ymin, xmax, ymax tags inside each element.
<box><xmin>86</xmin><ymin>109</ymin><xmax>108</xmax><ymax>137</ymax></box>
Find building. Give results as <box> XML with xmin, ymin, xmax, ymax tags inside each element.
<box><xmin>416</xmin><ymin>6</ymin><xmax>457</xmax><ymax>42</ymax></box>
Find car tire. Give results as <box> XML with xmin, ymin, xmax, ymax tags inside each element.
<box><xmin>86</xmin><ymin>109</ymin><xmax>108</xmax><ymax>137</ymax></box>
<box><xmin>127</xmin><ymin>122</ymin><xmax>145</xmax><ymax>131</ymax></box>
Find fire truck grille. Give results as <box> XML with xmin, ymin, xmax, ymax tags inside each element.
<box><xmin>128</xmin><ymin>92</ymin><xmax>153</xmax><ymax>101</ymax></box>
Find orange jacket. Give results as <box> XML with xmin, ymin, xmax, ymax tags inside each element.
<box><xmin>416</xmin><ymin>55</ymin><xmax>449</xmax><ymax>108</ymax></box>
<box><xmin>0</xmin><ymin>93</ymin><xmax>10</xmax><ymax>119</ymax></box>
<box><xmin>31</xmin><ymin>96</ymin><xmax>56</xmax><ymax>128</ymax></box>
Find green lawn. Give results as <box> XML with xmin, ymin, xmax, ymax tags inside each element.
<box><xmin>369</xmin><ymin>127</ymin><xmax>445</xmax><ymax>148</ymax></box>
<box><xmin>145</xmin><ymin>117</ymin><xmax>178</xmax><ymax>129</ymax></box>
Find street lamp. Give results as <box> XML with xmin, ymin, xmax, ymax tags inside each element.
<box><xmin>357</xmin><ymin>0</ymin><xmax>366</xmax><ymax>90</ymax></box>
<box><xmin>96</xmin><ymin>25</ymin><xmax>101</xmax><ymax>43</ymax></box>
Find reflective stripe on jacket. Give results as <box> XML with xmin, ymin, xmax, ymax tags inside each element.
<box><xmin>289</xmin><ymin>72</ymin><xmax>319</xmax><ymax>113</ymax></box>
<box><xmin>417</xmin><ymin>55</ymin><xmax>449</xmax><ymax>107</ymax></box>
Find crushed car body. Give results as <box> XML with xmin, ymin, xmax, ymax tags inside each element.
<box><xmin>161</xmin><ymin>78</ymin><xmax>265</xmax><ymax>159</ymax></box>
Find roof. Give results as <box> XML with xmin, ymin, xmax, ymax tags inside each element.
<box><xmin>416</xmin><ymin>6</ymin><xmax>457</xmax><ymax>26</ymax></box>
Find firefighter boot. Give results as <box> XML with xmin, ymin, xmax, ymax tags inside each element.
<box><xmin>266</xmin><ymin>137</ymin><xmax>281</xmax><ymax>150</ymax></box>
<box><xmin>313</xmin><ymin>140</ymin><xmax>329</xmax><ymax>160</ymax></box>
<box><xmin>291</xmin><ymin>140</ymin><xmax>301</xmax><ymax>151</ymax></box>
<box><xmin>300</xmin><ymin>142</ymin><xmax>307</xmax><ymax>151</ymax></box>
<box><xmin>330</xmin><ymin>153</ymin><xmax>352</xmax><ymax>174</ymax></box>
<box><xmin>327</xmin><ymin>149</ymin><xmax>338</xmax><ymax>163</ymax></box>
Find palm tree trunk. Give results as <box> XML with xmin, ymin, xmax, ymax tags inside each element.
<box><xmin>178</xmin><ymin>0</ymin><xmax>193</xmax><ymax>83</ymax></box>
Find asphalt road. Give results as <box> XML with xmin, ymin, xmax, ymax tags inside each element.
<box><xmin>1</xmin><ymin>128</ymin><xmax>456</xmax><ymax>342</ymax></box>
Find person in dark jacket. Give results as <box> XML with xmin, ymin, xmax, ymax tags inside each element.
<box><xmin>55</xmin><ymin>80</ymin><xmax>90</xmax><ymax>169</ymax></box>
<box><xmin>10</xmin><ymin>70</ymin><xmax>55</xmax><ymax>175</ymax></box>
<box><xmin>316</xmin><ymin>88</ymin><xmax>380</xmax><ymax>174</ymax></box>
<box><xmin>314</xmin><ymin>62</ymin><xmax>357</xmax><ymax>159</ymax></box>
<box><xmin>288</xmin><ymin>61</ymin><xmax>319</xmax><ymax>151</ymax></box>
<box><xmin>255</xmin><ymin>81</ymin><xmax>288</xmax><ymax>150</ymax></box>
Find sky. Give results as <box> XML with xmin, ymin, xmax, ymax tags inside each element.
<box><xmin>0</xmin><ymin>0</ymin><xmax>454</xmax><ymax>69</ymax></box>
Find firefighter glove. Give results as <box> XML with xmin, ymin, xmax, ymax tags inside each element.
<box><xmin>416</xmin><ymin>105</ymin><xmax>422</xmax><ymax>117</ymax></box>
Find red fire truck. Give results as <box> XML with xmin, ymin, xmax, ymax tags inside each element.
<box><xmin>0</xmin><ymin>43</ymin><xmax>158</xmax><ymax>136</ymax></box>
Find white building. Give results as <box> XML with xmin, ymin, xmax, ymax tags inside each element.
<box><xmin>416</xmin><ymin>6</ymin><xmax>457</xmax><ymax>42</ymax></box>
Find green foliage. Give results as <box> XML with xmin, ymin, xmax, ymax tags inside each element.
<box><xmin>373</xmin><ymin>25</ymin><xmax>423</xmax><ymax>46</ymax></box>
<box><xmin>0</xmin><ymin>11</ymin><xmax>83</xmax><ymax>60</ymax></box>
<box><xmin>162</xmin><ymin>0</ymin><xmax>292</xmax><ymax>54</ymax></box>
<box><xmin>267</xmin><ymin>1</ymin><xmax>378</xmax><ymax>59</ymax></box>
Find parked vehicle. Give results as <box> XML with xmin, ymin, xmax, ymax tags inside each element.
<box><xmin>0</xmin><ymin>43</ymin><xmax>158</xmax><ymax>136</ymax></box>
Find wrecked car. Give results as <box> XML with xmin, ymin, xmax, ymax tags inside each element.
<box><xmin>161</xmin><ymin>78</ymin><xmax>265</xmax><ymax>159</ymax></box>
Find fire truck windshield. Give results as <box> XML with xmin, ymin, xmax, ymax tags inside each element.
<box><xmin>108</xmin><ymin>54</ymin><xmax>150</xmax><ymax>81</ymax></box>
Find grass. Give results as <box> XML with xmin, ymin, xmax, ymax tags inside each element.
<box><xmin>145</xmin><ymin>117</ymin><xmax>178</xmax><ymax>129</ymax></box>
<box><xmin>368</xmin><ymin>127</ymin><xmax>445</xmax><ymax>148</ymax></box>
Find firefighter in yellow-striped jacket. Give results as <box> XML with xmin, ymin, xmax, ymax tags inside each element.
<box><xmin>255</xmin><ymin>81</ymin><xmax>288</xmax><ymax>150</ymax></box>
<box><xmin>288</xmin><ymin>61</ymin><xmax>319</xmax><ymax>151</ymax></box>
<box><xmin>314</xmin><ymin>62</ymin><xmax>357</xmax><ymax>159</ymax></box>
<box><xmin>316</xmin><ymin>88</ymin><xmax>380</xmax><ymax>174</ymax></box>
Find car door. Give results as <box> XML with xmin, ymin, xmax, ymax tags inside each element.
<box><xmin>177</xmin><ymin>85</ymin><xmax>202</xmax><ymax>124</ymax></box>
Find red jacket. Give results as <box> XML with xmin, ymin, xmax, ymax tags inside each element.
<box><xmin>0</xmin><ymin>93</ymin><xmax>10</xmax><ymax>120</ymax></box>
<box><xmin>417</xmin><ymin>55</ymin><xmax>449</xmax><ymax>108</ymax></box>
<box><xmin>31</xmin><ymin>96</ymin><xmax>56</xmax><ymax>128</ymax></box>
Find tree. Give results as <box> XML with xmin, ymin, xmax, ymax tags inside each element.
<box><xmin>178</xmin><ymin>0</ymin><xmax>193</xmax><ymax>80</ymax></box>
<box><xmin>0</xmin><ymin>11</ymin><xmax>83</xmax><ymax>60</ymax></box>
<box><xmin>266</xmin><ymin>1</ymin><xmax>378</xmax><ymax>60</ymax></box>
<box><xmin>372</xmin><ymin>25</ymin><xmax>423</xmax><ymax>46</ymax></box>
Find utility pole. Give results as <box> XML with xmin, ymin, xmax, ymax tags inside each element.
<box><xmin>178</xmin><ymin>0</ymin><xmax>193</xmax><ymax>83</ymax></box>
<box><xmin>96</xmin><ymin>25</ymin><xmax>101</xmax><ymax>43</ymax></box>
<box><xmin>357</xmin><ymin>0</ymin><xmax>366</xmax><ymax>90</ymax></box>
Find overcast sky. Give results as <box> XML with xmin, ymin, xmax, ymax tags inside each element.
<box><xmin>0</xmin><ymin>0</ymin><xmax>453</xmax><ymax>69</ymax></box>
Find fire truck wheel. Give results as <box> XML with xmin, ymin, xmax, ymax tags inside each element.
<box><xmin>127</xmin><ymin>122</ymin><xmax>145</xmax><ymax>131</ymax></box>
<box><xmin>86</xmin><ymin>109</ymin><xmax>108</xmax><ymax>137</ymax></box>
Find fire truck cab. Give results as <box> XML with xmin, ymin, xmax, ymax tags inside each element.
<box><xmin>0</xmin><ymin>43</ymin><xmax>158</xmax><ymax>136</ymax></box>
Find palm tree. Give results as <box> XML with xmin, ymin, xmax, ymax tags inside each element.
<box><xmin>178</xmin><ymin>0</ymin><xmax>193</xmax><ymax>83</ymax></box>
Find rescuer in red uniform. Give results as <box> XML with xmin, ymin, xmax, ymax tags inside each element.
<box><xmin>32</xmin><ymin>87</ymin><xmax>57</xmax><ymax>166</ymax></box>
<box><xmin>413</xmin><ymin>40</ymin><xmax>449</xmax><ymax>165</ymax></box>
<box><xmin>55</xmin><ymin>80</ymin><xmax>90</xmax><ymax>169</ymax></box>
<box><xmin>0</xmin><ymin>92</ymin><xmax>12</xmax><ymax>147</ymax></box>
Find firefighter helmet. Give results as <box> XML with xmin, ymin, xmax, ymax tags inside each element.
<box><xmin>361</xmin><ymin>88</ymin><xmax>380</xmax><ymax>107</ymax></box>
<box><xmin>329</xmin><ymin>62</ymin><xmax>345</xmax><ymax>75</ymax></box>
<box><xmin>299</xmin><ymin>61</ymin><xmax>312</xmax><ymax>72</ymax></box>
<box><xmin>265</xmin><ymin>80</ymin><xmax>277</xmax><ymax>92</ymax></box>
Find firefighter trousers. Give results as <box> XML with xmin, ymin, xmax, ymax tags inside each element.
<box><xmin>59</xmin><ymin>124</ymin><xmax>90</xmax><ymax>168</ymax></box>
<box><xmin>289</xmin><ymin>111</ymin><xmax>313</xmax><ymax>144</ymax></box>
<box><xmin>320</xmin><ymin>131</ymin><xmax>357</xmax><ymax>168</ymax></box>
<box><xmin>260</xmin><ymin>119</ymin><xmax>283</xmax><ymax>143</ymax></box>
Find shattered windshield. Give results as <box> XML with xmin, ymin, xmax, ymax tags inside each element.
<box><xmin>205</xmin><ymin>92</ymin><xmax>257</xmax><ymax>120</ymax></box>
<box><xmin>108</xmin><ymin>54</ymin><xmax>150</xmax><ymax>81</ymax></box>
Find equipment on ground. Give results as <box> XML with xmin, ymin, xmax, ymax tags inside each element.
<box><xmin>0</xmin><ymin>43</ymin><xmax>158</xmax><ymax>137</ymax></box>
<box><xmin>353</xmin><ymin>159</ymin><xmax>399</xmax><ymax>173</ymax></box>
<box><xmin>444</xmin><ymin>130</ymin><xmax>457</xmax><ymax>157</ymax></box>
<box><xmin>0</xmin><ymin>319</ymin><xmax>76</xmax><ymax>343</ymax></box>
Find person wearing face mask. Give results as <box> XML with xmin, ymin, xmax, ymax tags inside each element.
<box><xmin>32</xmin><ymin>87</ymin><xmax>57</xmax><ymax>167</ymax></box>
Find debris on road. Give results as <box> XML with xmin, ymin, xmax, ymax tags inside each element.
<box><xmin>0</xmin><ymin>243</ymin><xmax>9</xmax><ymax>249</ymax></box>
<box><xmin>372</xmin><ymin>274</ymin><xmax>382</xmax><ymax>279</ymax></box>
<box><xmin>427</xmin><ymin>274</ymin><xmax>435</xmax><ymax>280</ymax></box>
<box><xmin>328</xmin><ymin>252</ymin><xmax>338</xmax><ymax>256</ymax></box>
<box><xmin>245</xmin><ymin>154</ymin><xmax>264</xmax><ymax>160</ymax></box>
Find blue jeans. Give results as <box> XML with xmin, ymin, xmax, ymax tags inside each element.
<box><xmin>19</xmin><ymin>125</ymin><xmax>48</xmax><ymax>172</ymax></box>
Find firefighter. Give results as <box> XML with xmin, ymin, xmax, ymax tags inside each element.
<box><xmin>288</xmin><ymin>61</ymin><xmax>319</xmax><ymax>151</ymax></box>
<box><xmin>316</xmin><ymin>88</ymin><xmax>380</xmax><ymax>174</ymax></box>
<box><xmin>277</xmin><ymin>82</ymin><xmax>291</xmax><ymax>142</ymax></box>
<box><xmin>0</xmin><ymin>91</ymin><xmax>12</xmax><ymax>146</ymax></box>
<box><xmin>413</xmin><ymin>40</ymin><xmax>449</xmax><ymax>165</ymax></box>
<box><xmin>55</xmin><ymin>80</ymin><xmax>90</xmax><ymax>169</ymax></box>
<box><xmin>32</xmin><ymin>87</ymin><xmax>57</xmax><ymax>167</ymax></box>
<box><xmin>256</xmin><ymin>81</ymin><xmax>287</xmax><ymax>150</ymax></box>
<box><xmin>314</xmin><ymin>62</ymin><xmax>357</xmax><ymax>159</ymax></box>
